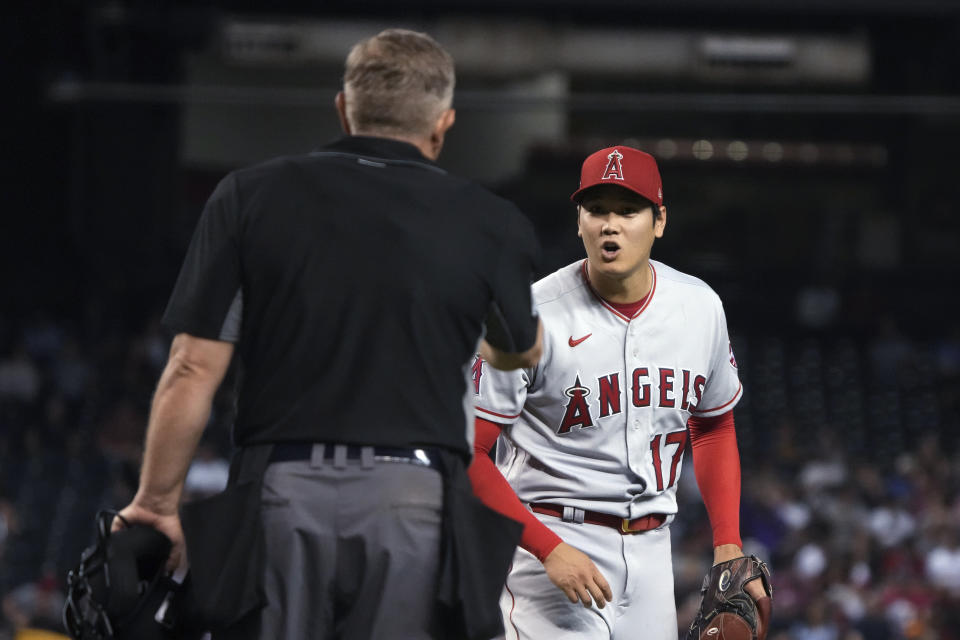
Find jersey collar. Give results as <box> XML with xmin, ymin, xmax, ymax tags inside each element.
<box><xmin>322</xmin><ymin>135</ymin><xmax>436</xmax><ymax>165</ymax></box>
<box><xmin>580</xmin><ymin>260</ymin><xmax>657</xmax><ymax>323</ymax></box>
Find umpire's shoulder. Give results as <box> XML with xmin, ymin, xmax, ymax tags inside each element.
<box><xmin>454</xmin><ymin>183</ymin><xmax>538</xmax><ymax>254</ymax></box>
<box><xmin>459</xmin><ymin>181</ymin><xmax>530</xmax><ymax>223</ymax></box>
<box><xmin>227</xmin><ymin>153</ymin><xmax>308</xmax><ymax>186</ymax></box>
<box><xmin>206</xmin><ymin>154</ymin><xmax>308</xmax><ymax>207</ymax></box>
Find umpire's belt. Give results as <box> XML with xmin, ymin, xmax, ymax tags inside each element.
<box><xmin>268</xmin><ymin>442</ymin><xmax>442</xmax><ymax>471</ymax></box>
<box><xmin>530</xmin><ymin>502</ymin><xmax>666</xmax><ymax>535</ymax></box>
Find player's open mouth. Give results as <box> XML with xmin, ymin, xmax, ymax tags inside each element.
<box><xmin>601</xmin><ymin>241</ymin><xmax>620</xmax><ymax>260</ymax></box>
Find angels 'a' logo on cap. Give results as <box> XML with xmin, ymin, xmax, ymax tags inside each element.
<box><xmin>601</xmin><ymin>149</ymin><xmax>625</xmax><ymax>181</ymax></box>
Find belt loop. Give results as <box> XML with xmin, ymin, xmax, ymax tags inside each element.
<box><xmin>333</xmin><ymin>444</ymin><xmax>348</xmax><ymax>469</ymax></box>
<box><xmin>310</xmin><ymin>444</ymin><xmax>326</xmax><ymax>469</ymax></box>
<box><xmin>562</xmin><ymin>506</ymin><xmax>585</xmax><ymax>524</ymax></box>
<box><xmin>360</xmin><ymin>446</ymin><xmax>375</xmax><ymax>469</ymax></box>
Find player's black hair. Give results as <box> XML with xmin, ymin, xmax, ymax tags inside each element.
<box><xmin>574</xmin><ymin>185</ymin><xmax>662</xmax><ymax>221</ymax></box>
<box><xmin>639</xmin><ymin>195</ymin><xmax>662</xmax><ymax>219</ymax></box>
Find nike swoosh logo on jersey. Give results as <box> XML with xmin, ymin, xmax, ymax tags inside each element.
<box><xmin>568</xmin><ymin>334</ymin><xmax>592</xmax><ymax>347</ymax></box>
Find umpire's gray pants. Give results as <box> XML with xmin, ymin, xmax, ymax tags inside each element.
<box><xmin>251</xmin><ymin>446</ymin><xmax>443</xmax><ymax>640</ymax></box>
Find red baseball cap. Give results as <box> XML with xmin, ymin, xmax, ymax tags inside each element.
<box><xmin>570</xmin><ymin>146</ymin><xmax>663</xmax><ymax>206</ymax></box>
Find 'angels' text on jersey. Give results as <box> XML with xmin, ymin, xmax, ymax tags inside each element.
<box><xmin>555</xmin><ymin>367</ymin><xmax>707</xmax><ymax>434</ymax></box>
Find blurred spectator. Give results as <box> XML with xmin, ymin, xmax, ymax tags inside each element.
<box><xmin>0</xmin><ymin>569</ymin><xmax>64</xmax><ymax>633</ymax></box>
<box><xmin>789</xmin><ymin>598</ymin><xmax>839</xmax><ymax>640</ymax></box>
<box><xmin>925</xmin><ymin>527</ymin><xmax>960</xmax><ymax>596</ymax></box>
<box><xmin>794</xmin><ymin>540</ymin><xmax>829</xmax><ymax>583</ymax></box>
<box><xmin>800</xmin><ymin>451</ymin><xmax>847</xmax><ymax>494</ymax></box>
<box><xmin>826</xmin><ymin>576</ymin><xmax>866</xmax><ymax>626</ymax></box>
<box><xmin>741</xmin><ymin>468</ymin><xmax>790</xmax><ymax>555</ymax></box>
<box><xmin>868</xmin><ymin>498</ymin><xmax>917</xmax><ymax>549</ymax></box>
<box><xmin>0</xmin><ymin>345</ymin><xmax>40</xmax><ymax>404</ymax></box>
<box><xmin>776</xmin><ymin>484</ymin><xmax>812</xmax><ymax>532</ymax></box>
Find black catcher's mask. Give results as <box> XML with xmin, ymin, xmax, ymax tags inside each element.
<box><xmin>63</xmin><ymin>511</ymin><xmax>202</xmax><ymax>640</ymax></box>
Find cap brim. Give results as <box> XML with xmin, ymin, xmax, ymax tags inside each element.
<box><xmin>571</xmin><ymin>182</ymin><xmax>649</xmax><ymax>204</ymax></box>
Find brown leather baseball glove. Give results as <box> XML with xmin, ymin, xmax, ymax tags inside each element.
<box><xmin>685</xmin><ymin>555</ymin><xmax>773</xmax><ymax>640</ymax></box>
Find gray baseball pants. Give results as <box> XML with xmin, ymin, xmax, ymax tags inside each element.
<box><xmin>242</xmin><ymin>444</ymin><xmax>445</xmax><ymax>640</ymax></box>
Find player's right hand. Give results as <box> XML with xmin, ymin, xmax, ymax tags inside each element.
<box><xmin>542</xmin><ymin>542</ymin><xmax>613</xmax><ymax>608</ymax></box>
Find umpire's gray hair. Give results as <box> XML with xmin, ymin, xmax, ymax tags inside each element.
<box><xmin>343</xmin><ymin>29</ymin><xmax>455</xmax><ymax>139</ymax></box>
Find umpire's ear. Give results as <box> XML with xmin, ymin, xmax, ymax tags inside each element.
<box><xmin>335</xmin><ymin>92</ymin><xmax>352</xmax><ymax>134</ymax></box>
<box><xmin>428</xmin><ymin>108</ymin><xmax>456</xmax><ymax>159</ymax></box>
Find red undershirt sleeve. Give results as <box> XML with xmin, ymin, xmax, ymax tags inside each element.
<box><xmin>687</xmin><ymin>409</ymin><xmax>743</xmax><ymax>549</ymax></box>
<box><xmin>468</xmin><ymin>417</ymin><xmax>563</xmax><ymax>562</ymax></box>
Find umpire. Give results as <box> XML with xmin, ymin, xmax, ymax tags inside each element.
<box><xmin>114</xmin><ymin>29</ymin><xmax>543</xmax><ymax>640</ymax></box>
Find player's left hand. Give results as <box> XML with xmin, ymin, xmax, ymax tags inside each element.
<box><xmin>688</xmin><ymin>553</ymin><xmax>772</xmax><ymax>640</ymax></box>
<box><xmin>113</xmin><ymin>501</ymin><xmax>186</xmax><ymax>573</ymax></box>
<box><xmin>713</xmin><ymin>544</ymin><xmax>765</xmax><ymax>602</ymax></box>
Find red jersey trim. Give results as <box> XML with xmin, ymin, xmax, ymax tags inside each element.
<box><xmin>580</xmin><ymin>260</ymin><xmax>657</xmax><ymax>323</ymax></box>
<box><xmin>476</xmin><ymin>406</ymin><xmax>521</xmax><ymax>421</ymax></box>
<box><xmin>505</xmin><ymin>572</ymin><xmax>520</xmax><ymax>640</ymax></box>
<box><xmin>692</xmin><ymin>382</ymin><xmax>743</xmax><ymax>415</ymax></box>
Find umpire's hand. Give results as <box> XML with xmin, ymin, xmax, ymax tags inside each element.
<box><xmin>542</xmin><ymin>542</ymin><xmax>613</xmax><ymax>608</ymax></box>
<box><xmin>113</xmin><ymin>501</ymin><xmax>186</xmax><ymax>573</ymax></box>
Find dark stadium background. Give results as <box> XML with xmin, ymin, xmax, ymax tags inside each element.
<box><xmin>2</xmin><ymin>2</ymin><xmax>959</xmax><ymax>638</ymax></box>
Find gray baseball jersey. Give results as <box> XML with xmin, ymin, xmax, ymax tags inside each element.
<box><xmin>473</xmin><ymin>258</ymin><xmax>742</xmax><ymax>521</ymax></box>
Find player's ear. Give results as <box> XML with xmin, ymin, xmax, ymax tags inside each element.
<box><xmin>335</xmin><ymin>92</ymin><xmax>351</xmax><ymax>135</ymax></box>
<box><xmin>576</xmin><ymin>205</ymin><xmax>584</xmax><ymax>237</ymax></box>
<box><xmin>654</xmin><ymin>205</ymin><xmax>667</xmax><ymax>238</ymax></box>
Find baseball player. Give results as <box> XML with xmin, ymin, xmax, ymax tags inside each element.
<box><xmin>468</xmin><ymin>146</ymin><xmax>766</xmax><ymax>639</ymax></box>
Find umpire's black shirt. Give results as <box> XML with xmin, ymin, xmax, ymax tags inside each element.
<box><xmin>162</xmin><ymin>136</ymin><xmax>540</xmax><ymax>457</ymax></box>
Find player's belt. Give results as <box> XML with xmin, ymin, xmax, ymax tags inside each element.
<box><xmin>530</xmin><ymin>502</ymin><xmax>666</xmax><ymax>535</ymax></box>
<box><xmin>268</xmin><ymin>442</ymin><xmax>442</xmax><ymax>471</ymax></box>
